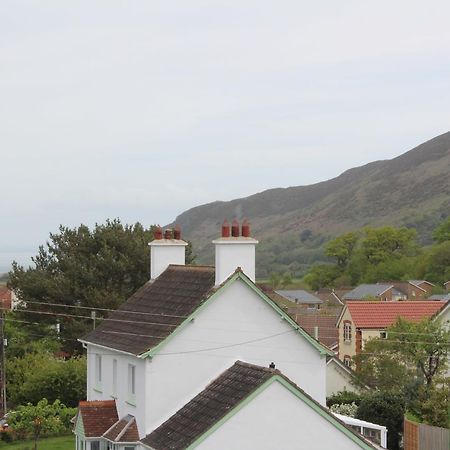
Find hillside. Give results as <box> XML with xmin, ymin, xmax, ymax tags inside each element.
<box><xmin>170</xmin><ymin>132</ymin><xmax>450</xmax><ymax>277</ymax></box>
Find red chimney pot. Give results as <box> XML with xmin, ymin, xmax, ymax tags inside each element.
<box><xmin>222</xmin><ymin>219</ymin><xmax>230</xmax><ymax>237</ymax></box>
<box><xmin>154</xmin><ymin>226</ymin><xmax>163</xmax><ymax>240</ymax></box>
<box><xmin>241</xmin><ymin>219</ymin><xmax>250</xmax><ymax>237</ymax></box>
<box><xmin>173</xmin><ymin>225</ymin><xmax>181</xmax><ymax>240</ymax></box>
<box><xmin>164</xmin><ymin>229</ymin><xmax>172</xmax><ymax>239</ymax></box>
<box><xmin>231</xmin><ymin>219</ymin><xmax>239</xmax><ymax>237</ymax></box>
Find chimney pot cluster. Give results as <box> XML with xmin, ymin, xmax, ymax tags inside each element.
<box><xmin>221</xmin><ymin>219</ymin><xmax>251</xmax><ymax>238</ymax></box>
<box><xmin>154</xmin><ymin>225</ymin><xmax>182</xmax><ymax>240</ymax></box>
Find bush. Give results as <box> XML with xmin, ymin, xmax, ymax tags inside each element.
<box><xmin>330</xmin><ymin>402</ymin><xmax>358</xmax><ymax>417</ymax></box>
<box><xmin>8</xmin><ymin>399</ymin><xmax>77</xmax><ymax>441</ymax></box>
<box><xmin>326</xmin><ymin>390</ymin><xmax>362</xmax><ymax>407</ymax></box>
<box><xmin>357</xmin><ymin>392</ymin><xmax>405</xmax><ymax>450</ymax></box>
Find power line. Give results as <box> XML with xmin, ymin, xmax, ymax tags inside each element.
<box><xmin>20</xmin><ymin>299</ymin><xmax>188</xmax><ymax>319</ymax></box>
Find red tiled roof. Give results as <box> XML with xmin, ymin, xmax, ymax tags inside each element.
<box><xmin>103</xmin><ymin>415</ymin><xmax>139</xmax><ymax>442</ymax></box>
<box><xmin>292</xmin><ymin>313</ymin><xmax>341</xmax><ymax>347</ymax></box>
<box><xmin>346</xmin><ymin>301</ymin><xmax>444</xmax><ymax>328</ymax></box>
<box><xmin>78</xmin><ymin>400</ymin><xmax>118</xmax><ymax>438</ymax></box>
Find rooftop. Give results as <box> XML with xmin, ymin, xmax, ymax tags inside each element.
<box><xmin>81</xmin><ymin>265</ymin><xmax>215</xmax><ymax>355</ymax></box>
<box><xmin>343</xmin><ymin>284</ymin><xmax>393</xmax><ymax>300</ymax></box>
<box><xmin>344</xmin><ymin>301</ymin><xmax>444</xmax><ymax>328</ymax></box>
<box><xmin>141</xmin><ymin>361</ymin><xmax>376</xmax><ymax>450</ymax></box>
<box><xmin>77</xmin><ymin>400</ymin><xmax>118</xmax><ymax>438</ymax></box>
<box><xmin>275</xmin><ymin>289</ymin><xmax>323</xmax><ymax>305</ymax></box>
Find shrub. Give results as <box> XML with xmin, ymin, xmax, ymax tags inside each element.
<box><xmin>326</xmin><ymin>390</ymin><xmax>362</xmax><ymax>408</ymax></box>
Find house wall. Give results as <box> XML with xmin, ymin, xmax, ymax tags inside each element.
<box><xmin>326</xmin><ymin>360</ymin><xmax>362</xmax><ymax>397</ymax></box>
<box><xmin>195</xmin><ymin>380</ymin><xmax>366</xmax><ymax>450</ymax></box>
<box><xmin>86</xmin><ymin>344</ymin><xmax>148</xmax><ymax>437</ymax></box>
<box><xmin>144</xmin><ymin>279</ymin><xmax>327</xmax><ymax>434</ymax></box>
<box><xmin>338</xmin><ymin>308</ymin><xmax>356</xmax><ymax>360</ymax></box>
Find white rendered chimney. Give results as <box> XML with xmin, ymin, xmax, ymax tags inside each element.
<box><xmin>213</xmin><ymin>219</ymin><xmax>258</xmax><ymax>286</ymax></box>
<box><xmin>148</xmin><ymin>227</ymin><xmax>187</xmax><ymax>280</ymax></box>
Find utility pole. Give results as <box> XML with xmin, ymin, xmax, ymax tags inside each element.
<box><xmin>0</xmin><ymin>310</ymin><xmax>6</xmax><ymax>417</ymax></box>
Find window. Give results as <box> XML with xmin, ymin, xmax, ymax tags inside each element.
<box><xmin>343</xmin><ymin>321</ymin><xmax>352</xmax><ymax>342</ymax></box>
<box><xmin>343</xmin><ymin>355</ymin><xmax>352</xmax><ymax>368</ymax></box>
<box><xmin>95</xmin><ymin>354</ymin><xmax>102</xmax><ymax>390</ymax></box>
<box><xmin>128</xmin><ymin>364</ymin><xmax>136</xmax><ymax>403</ymax></box>
<box><xmin>90</xmin><ymin>441</ymin><xmax>100</xmax><ymax>450</ymax></box>
<box><xmin>380</xmin><ymin>331</ymin><xmax>388</xmax><ymax>339</ymax></box>
<box><xmin>112</xmin><ymin>359</ymin><xmax>117</xmax><ymax>397</ymax></box>
<box><xmin>124</xmin><ymin>447</ymin><xmax>136</xmax><ymax>450</ymax></box>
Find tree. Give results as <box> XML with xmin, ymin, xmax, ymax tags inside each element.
<box><xmin>6</xmin><ymin>349</ymin><xmax>86</xmax><ymax>407</ymax></box>
<box><xmin>357</xmin><ymin>392</ymin><xmax>405</xmax><ymax>450</ymax></box>
<box><xmin>361</xmin><ymin>226</ymin><xmax>417</xmax><ymax>265</ymax></box>
<box><xmin>8</xmin><ymin>220</ymin><xmax>195</xmax><ymax>350</ymax></box>
<box><xmin>8</xmin><ymin>399</ymin><xmax>76</xmax><ymax>443</ymax></box>
<box><xmin>424</xmin><ymin>241</ymin><xmax>450</xmax><ymax>284</ymax></box>
<box><xmin>432</xmin><ymin>216</ymin><xmax>450</xmax><ymax>243</ymax></box>
<box><xmin>325</xmin><ymin>232</ymin><xmax>358</xmax><ymax>268</ymax></box>
<box><xmin>303</xmin><ymin>264</ymin><xmax>340</xmax><ymax>290</ymax></box>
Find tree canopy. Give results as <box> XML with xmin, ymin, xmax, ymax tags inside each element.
<box><xmin>8</xmin><ymin>219</ymin><xmax>195</xmax><ymax>351</ymax></box>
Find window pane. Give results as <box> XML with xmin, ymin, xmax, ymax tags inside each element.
<box><xmin>91</xmin><ymin>441</ymin><xmax>100</xmax><ymax>450</ymax></box>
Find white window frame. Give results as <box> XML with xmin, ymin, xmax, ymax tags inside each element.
<box><xmin>343</xmin><ymin>355</ymin><xmax>352</xmax><ymax>368</ymax></box>
<box><xmin>112</xmin><ymin>359</ymin><xmax>117</xmax><ymax>398</ymax></box>
<box><xmin>95</xmin><ymin>354</ymin><xmax>102</xmax><ymax>391</ymax></box>
<box><xmin>344</xmin><ymin>322</ymin><xmax>352</xmax><ymax>342</ymax></box>
<box><xmin>128</xmin><ymin>364</ymin><xmax>136</xmax><ymax>405</ymax></box>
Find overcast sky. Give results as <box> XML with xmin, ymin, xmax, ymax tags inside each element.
<box><xmin>1</xmin><ymin>1</ymin><xmax>450</xmax><ymax>272</ymax></box>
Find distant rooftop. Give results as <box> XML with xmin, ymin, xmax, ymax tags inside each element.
<box><xmin>276</xmin><ymin>289</ymin><xmax>323</xmax><ymax>305</ymax></box>
<box><xmin>343</xmin><ymin>284</ymin><xmax>393</xmax><ymax>300</ymax></box>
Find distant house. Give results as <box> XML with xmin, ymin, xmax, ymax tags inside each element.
<box><xmin>336</xmin><ymin>301</ymin><xmax>445</xmax><ymax>365</ymax></box>
<box><xmin>343</xmin><ymin>281</ymin><xmax>434</xmax><ymax>302</ymax></box>
<box><xmin>343</xmin><ymin>284</ymin><xmax>405</xmax><ymax>302</ymax></box>
<box><xmin>315</xmin><ymin>288</ymin><xmax>344</xmax><ymax>307</ymax></box>
<box><xmin>276</xmin><ymin>289</ymin><xmax>323</xmax><ymax>309</ymax></box>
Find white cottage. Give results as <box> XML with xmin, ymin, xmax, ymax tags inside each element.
<box><xmin>75</xmin><ymin>222</ymin><xmax>376</xmax><ymax>450</ymax></box>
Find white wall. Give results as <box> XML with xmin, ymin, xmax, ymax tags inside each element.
<box><xmin>144</xmin><ymin>279</ymin><xmax>326</xmax><ymax>434</ymax></box>
<box><xmin>86</xmin><ymin>344</ymin><xmax>148</xmax><ymax>437</ymax></box>
<box><xmin>196</xmin><ymin>380</ymin><xmax>365</xmax><ymax>450</ymax></box>
<box><xmin>326</xmin><ymin>360</ymin><xmax>361</xmax><ymax>397</ymax></box>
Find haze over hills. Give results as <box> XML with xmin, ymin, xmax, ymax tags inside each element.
<box><xmin>170</xmin><ymin>132</ymin><xmax>450</xmax><ymax>277</ymax></box>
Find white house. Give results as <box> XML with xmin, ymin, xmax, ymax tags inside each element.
<box><xmin>75</xmin><ymin>222</ymin><xmax>378</xmax><ymax>450</ymax></box>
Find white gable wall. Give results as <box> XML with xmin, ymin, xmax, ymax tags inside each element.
<box><xmin>144</xmin><ymin>279</ymin><xmax>326</xmax><ymax>434</ymax></box>
<box><xmin>326</xmin><ymin>359</ymin><xmax>362</xmax><ymax>397</ymax></box>
<box><xmin>195</xmin><ymin>380</ymin><xmax>365</xmax><ymax>450</ymax></box>
<box><xmin>86</xmin><ymin>344</ymin><xmax>148</xmax><ymax>437</ymax></box>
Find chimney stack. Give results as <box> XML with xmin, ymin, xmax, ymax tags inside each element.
<box><xmin>213</xmin><ymin>219</ymin><xmax>258</xmax><ymax>285</ymax></box>
<box><xmin>149</xmin><ymin>226</ymin><xmax>187</xmax><ymax>280</ymax></box>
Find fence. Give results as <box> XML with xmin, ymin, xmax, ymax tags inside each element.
<box><xmin>404</xmin><ymin>417</ymin><xmax>449</xmax><ymax>450</ymax></box>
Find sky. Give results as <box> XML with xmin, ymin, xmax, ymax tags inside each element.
<box><xmin>1</xmin><ymin>1</ymin><xmax>450</xmax><ymax>272</ymax></box>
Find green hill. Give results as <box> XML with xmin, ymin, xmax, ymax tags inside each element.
<box><xmin>170</xmin><ymin>132</ymin><xmax>450</xmax><ymax>277</ymax></box>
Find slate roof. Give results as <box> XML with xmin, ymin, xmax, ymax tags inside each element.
<box><xmin>275</xmin><ymin>289</ymin><xmax>323</xmax><ymax>305</ymax></box>
<box><xmin>429</xmin><ymin>294</ymin><xmax>450</xmax><ymax>301</ymax></box>
<box><xmin>77</xmin><ymin>400</ymin><xmax>118</xmax><ymax>438</ymax></box>
<box><xmin>81</xmin><ymin>265</ymin><xmax>216</xmax><ymax>355</ymax></box>
<box><xmin>103</xmin><ymin>414</ymin><xmax>139</xmax><ymax>442</ymax></box>
<box><xmin>343</xmin><ymin>284</ymin><xmax>393</xmax><ymax>300</ymax></box>
<box><xmin>141</xmin><ymin>360</ymin><xmax>376</xmax><ymax>450</ymax></box>
<box><xmin>345</xmin><ymin>301</ymin><xmax>445</xmax><ymax>328</ymax></box>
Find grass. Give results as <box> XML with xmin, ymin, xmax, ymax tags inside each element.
<box><xmin>0</xmin><ymin>435</ymin><xmax>74</xmax><ymax>450</ymax></box>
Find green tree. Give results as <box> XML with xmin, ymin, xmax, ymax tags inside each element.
<box><xmin>8</xmin><ymin>220</ymin><xmax>195</xmax><ymax>349</ymax></box>
<box><xmin>303</xmin><ymin>264</ymin><xmax>340</xmax><ymax>290</ymax></box>
<box><xmin>432</xmin><ymin>216</ymin><xmax>450</xmax><ymax>243</ymax></box>
<box><xmin>424</xmin><ymin>241</ymin><xmax>450</xmax><ymax>283</ymax></box>
<box><xmin>361</xmin><ymin>226</ymin><xmax>417</xmax><ymax>265</ymax></box>
<box><xmin>325</xmin><ymin>232</ymin><xmax>358</xmax><ymax>268</ymax></box>
<box><xmin>6</xmin><ymin>349</ymin><xmax>86</xmax><ymax>407</ymax></box>
<box><xmin>357</xmin><ymin>392</ymin><xmax>405</xmax><ymax>450</ymax></box>
<box><xmin>8</xmin><ymin>399</ymin><xmax>76</xmax><ymax>444</ymax></box>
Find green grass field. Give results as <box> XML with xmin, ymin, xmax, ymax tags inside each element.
<box><xmin>0</xmin><ymin>435</ymin><xmax>74</xmax><ymax>450</ymax></box>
